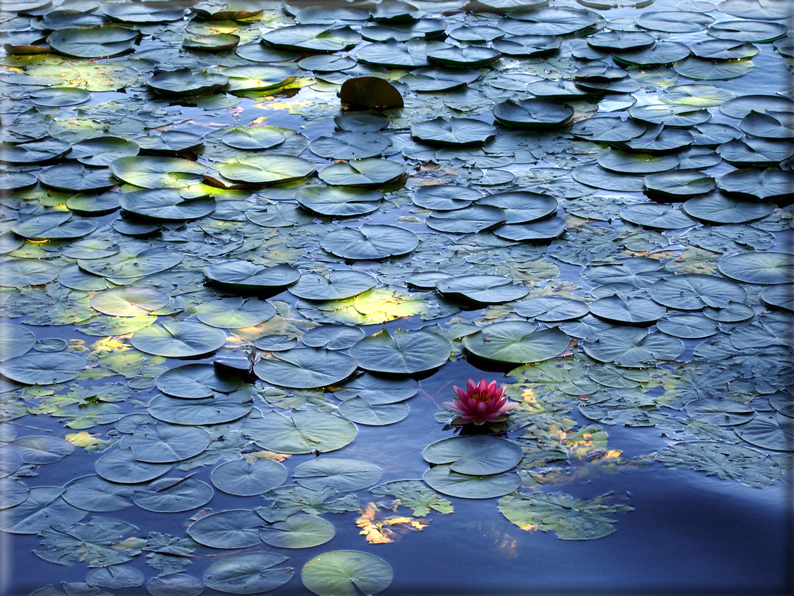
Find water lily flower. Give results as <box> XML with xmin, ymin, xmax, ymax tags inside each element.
<box><xmin>442</xmin><ymin>378</ymin><xmax>516</xmax><ymax>426</ymax></box>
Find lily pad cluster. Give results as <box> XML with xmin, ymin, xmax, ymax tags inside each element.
<box><xmin>0</xmin><ymin>0</ymin><xmax>792</xmax><ymax>594</ymax></box>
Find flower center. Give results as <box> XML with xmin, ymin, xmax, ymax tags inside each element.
<box><xmin>470</xmin><ymin>392</ymin><xmax>493</xmax><ymax>403</ymax></box>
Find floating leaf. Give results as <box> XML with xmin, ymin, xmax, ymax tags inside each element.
<box><xmin>302</xmin><ymin>551</ymin><xmax>392</xmax><ymax>596</ymax></box>
<box><xmin>498</xmin><ymin>491</ymin><xmax>633</xmax><ymax>540</ymax></box>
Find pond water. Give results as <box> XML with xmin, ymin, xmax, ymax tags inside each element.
<box><xmin>0</xmin><ymin>0</ymin><xmax>792</xmax><ymax>595</ymax></box>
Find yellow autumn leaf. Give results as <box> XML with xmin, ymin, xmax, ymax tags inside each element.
<box><xmin>65</xmin><ymin>432</ymin><xmax>104</xmax><ymax>449</ymax></box>
<box><xmin>242</xmin><ymin>450</ymin><xmax>290</xmax><ymax>463</ymax></box>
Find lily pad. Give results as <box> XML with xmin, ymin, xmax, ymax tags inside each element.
<box><xmin>656</xmin><ymin>441</ymin><xmax>783</xmax><ymax>487</ymax></box>
<box><xmin>204</xmin><ymin>261</ymin><xmax>300</xmax><ymax>291</ymax></box>
<box><xmin>350</xmin><ymin>328</ymin><xmax>451</xmax><ymax>375</ymax></box>
<box><xmin>133</xmin><ymin>477</ymin><xmax>214</xmax><ymax>513</ymax></box>
<box><xmin>423</xmin><ymin>465</ymin><xmax>521</xmax><ymax>499</ymax></box>
<box><xmin>302</xmin><ymin>551</ymin><xmax>392</xmax><ymax>596</ymax></box>
<box><xmin>188</xmin><ymin>509</ymin><xmax>264</xmax><ymax>549</ymax></box>
<box><xmin>0</xmin><ymin>353</ymin><xmax>86</xmax><ymax>385</ymax></box>
<box><xmin>211</xmin><ymin>458</ymin><xmax>288</xmax><ymax>496</ymax></box>
<box><xmin>262</xmin><ymin>25</ymin><xmax>361</xmax><ymax>52</ymax></box>
<box><xmin>463</xmin><ymin>321</ymin><xmax>570</xmax><ymax>364</ymax></box>
<box><xmin>254</xmin><ymin>348</ymin><xmax>357</xmax><ymax>389</ymax></box>
<box><xmin>321</xmin><ymin>225</ymin><xmax>418</xmax><ymax>260</ymax></box>
<box><xmin>293</xmin><ymin>459</ymin><xmax>382</xmax><ymax>492</ymax></box>
<box><xmin>110</xmin><ymin>156</ymin><xmax>207</xmax><ymax>189</ymax></box>
<box><xmin>682</xmin><ymin>192</ymin><xmax>774</xmax><ymax>224</ymax></box>
<box><xmin>649</xmin><ymin>275</ymin><xmax>746</xmax><ymax>310</ymax></box>
<box><xmin>156</xmin><ymin>363</ymin><xmax>242</xmax><ymax>399</ymax></box>
<box><xmin>147</xmin><ymin>68</ymin><xmax>228</xmax><ymax>97</ymax></box>
<box><xmin>423</xmin><ymin>436</ymin><xmax>522</xmax><ymax>475</ymax></box>
<box><xmin>583</xmin><ymin>327</ymin><xmax>684</xmax><ymax>367</ymax></box>
<box><xmin>196</xmin><ymin>297</ymin><xmax>276</xmax><ymax>328</ymax></box>
<box><xmin>318</xmin><ymin>159</ymin><xmax>406</xmax><ymax>187</ymax></box>
<box><xmin>48</xmin><ymin>26</ymin><xmax>139</xmax><ymax>58</ymax></box>
<box><xmin>219</xmin><ymin>155</ymin><xmax>316</xmax><ymax>186</ymax></box>
<box><xmin>131</xmin><ymin>322</ymin><xmax>227</xmax><ymax>358</ymax></box>
<box><xmin>718</xmin><ymin>252</ymin><xmax>794</xmax><ymax>284</ymax></box>
<box><xmin>244</xmin><ymin>409</ymin><xmax>357</xmax><ymax>454</ymax></box>
<box><xmin>259</xmin><ymin>514</ymin><xmax>335</xmax><ymax>549</ymax></box>
<box><xmin>435</xmin><ymin>275</ymin><xmax>528</xmax><ymax>304</ymax></box>
<box><xmin>498</xmin><ymin>491</ymin><xmax>633</xmax><ymax>540</ymax></box>
<box><xmin>493</xmin><ymin>99</ymin><xmax>574</xmax><ymax>129</ymax></box>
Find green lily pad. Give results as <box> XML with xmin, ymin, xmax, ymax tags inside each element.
<box><xmin>338</xmin><ymin>398</ymin><xmax>409</xmax><ymax>426</ymax></box>
<box><xmin>119</xmin><ymin>189</ymin><xmax>215</xmax><ymax>221</ymax></box>
<box><xmin>435</xmin><ymin>275</ymin><xmax>528</xmax><ymax>304</ymax></box>
<box><xmin>423</xmin><ymin>465</ymin><xmax>520</xmax><ymax>499</ymax></box>
<box><xmin>204</xmin><ymin>261</ymin><xmax>300</xmax><ymax>291</ymax></box>
<box><xmin>0</xmin><ymin>353</ymin><xmax>86</xmax><ymax>385</ymax></box>
<box><xmin>211</xmin><ymin>458</ymin><xmax>288</xmax><ymax>496</ymax></box>
<box><xmin>302</xmin><ymin>551</ymin><xmax>392</xmax><ymax>596</ymax></box>
<box><xmin>90</xmin><ymin>287</ymin><xmax>169</xmax><ymax>317</ymax></box>
<box><xmin>122</xmin><ymin>425</ymin><xmax>211</xmax><ymax>463</ymax></box>
<box><xmin>95</xmin><ymin>449</ymin><xmax>171</xmax><ymax>484</ymax></box>
<box><xmin>318</xmin><ymin>159</ymin><xmax>406</xmax><ymax>187</ymax></box>
<box><xmin>423</xmin><ymin>436</ymin><xmax>522</xmax><ymax>475</ymax></box>
<box><xmin>735</xmin><ymin>418</ymin><xmax>794</xmax><ymax>452</ymax></box>
<box><xmin>619</xmin><ymin>204</ymin><xmax>696</xmax><ymax>229</ymax></box>
<box><xmin>293</xmin><ymin>458</ymin><xmax>382</xmax><ymax>492</ymax></box>
<box><xmin>110</xmin><ymin>156</ymin><xmax>207</xmax><ymax>189</ymax></box>
<box><xmin>223</xmin><ymin>64</ymin><xmax>299</xmax><ymax>93</ymax></box>
<box><xmin>760</xmin><ymin>284</ymin><xmax>794</xmax><ymax>312</ymax></box>
<box><xmin>262</xmin><ymin>25</ymin><xmax>361</xmax><ymax>52</ymax></box>
<box><xmin>583</xmin><ymin>327</ymin><xmax>684</xmax><ymax>367</ymax></box>
<box><xmin>685</xmin><ymin>398</ymin><xmax>756</xmax><ymax>426</ymax></box>
<box><xmin>48</xmin><ymin>26</ymin><xmax>139</xmax><ymax>58</ymax></box>
<box><xmin>147</xmin><ymin>68</ymin><xmax>229</xmax><ymax>97</ymax></box>
<box><xmin>148</xmin><ymin>390</ymin><xmax>253</xmax><ymax>426</ymax></box>
<box><xmin>332</xmin><ymin>373</ymin><xmax>419</xmax><ymax>405</ymax></box>
<box><xmin>133</xmin><ymin>477</ymin><xmax>214</xmax><ymax>513</ymax></box>
<box><xmin>498</xmin><ymin>491</ymin><xmax>633</xmax><ymax>540</ymax></box>
<box><xmin>493</xmin><ymin>99</ymin><xmax>573</xmax><ymax>129</ymax></box>
<box><xmin>0</xmin><ymin>486</ymin><xmax>86</xmax><ymax>535</ymax></box>
<box><xmin>260</xmin><ymin>513</ymin><xmax>335</xmax><ymax>549</ymax></box>
<box><xmin>156</xmin><ymin>363</ymin><xmax>242</xmax><ymax>399</ymax></box>
<box><xmin>649</xmin><ymin>275</ymin><xmax>746</xmax><ymax>310</ymax></box>
<box><xmin>254</xmin><ymin>348</ymin><xmax>357</xmax><ymax>389</ymax></box>
<box><xmin>321</xmin><ymin>224</ymin><xmax>418</xmax><ymax>260</ymax></box>
<box><xmin>289</xmin><ymin>270</ymin><xmax>377</xmax><ymax>301</ymax></box>
<box><xmin>30</xmin><ymin>86</ymin><xmax>91</xmax><ymax>107</ymax></box>
<box><xmin>131</xmin><ymin>322</ymin><xmax>227</xmax><ymax>358</ymax></box>
<box><xmin>462</xmin><ymin>321</ymin><xmax>570</xmax><ymax>364</ymax></box>
<box><xmin>219</xmin><ymin>155</ymin><xmax>316</xmax><ymax>186</ymax></box>
<box><xmin>589</xmin><ymin>296</ymin><xmax>666</xmax><ymax>325</ymax></box>
<box><xmin>196</xmin><ymin>297</ymin><xmax>276</xmax><ymax>328</ymax></box>
<box><xmin>718</xmin><ymin>252</ymin><xmax>794</xmax><ymax>284</ymax></box>
<box><xmin>296</xmin><ymin>186</ymin><xmax>382</xmax><ymax>217</ymax></box>
<box><xmin>427</xmin><ymin>205</ymin><xmax>506</xmax><ymax>234</ymax></box>
<box><xmin>411</xmin><ymin>117</ymin><xmax>496</xmax><ymax>146</ymax></box>
<box><xmin>244</xmin><ymin>409</ymin><xmax>357</xmax><ymax>454</ymax></box>
<box><xmin>716</xmin><ymin>168</ymin><xmax>794</xmax><ymax>200</ymax></box>
<box><xmin>38</xmin><ymin>163</ymin><xmax>117</xmax><ymax>192</ymax></box>
<box><xmin>644</xmin><ymin>171</ymin><xmax>716</xmax><ymax>197</ymax></box>
<box><xmin>221</xmin><ymin>127</ymin><xmax>287</xmax><ymax>151</ymax></box>
<box><xmin>188</xmin><ymin>509</ymin><xmax>264</xmax><ymax>549</ymax></box>
<box><xmin>412</xmin><ymin>184</ymin><xmax>482</xmax><ymax>210</ymax></box>
<box><xmin>350</xmin><ymin>328</ymin><xmax>451</xmax><ymax>375</ymax></box>
<box><xmin>656</xmin><ymin>441</ymin><xmax>783</xmax><ymax>487</ymax></box>
<box><xmin>682</xmin><ymin>192</ymin><xmax>774</xmax><ymax>224</ymax></box>
<box><xmin>62</xmin><ymin>476</ymin><xmax>134</xmax><ymax>513</ymax></box>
